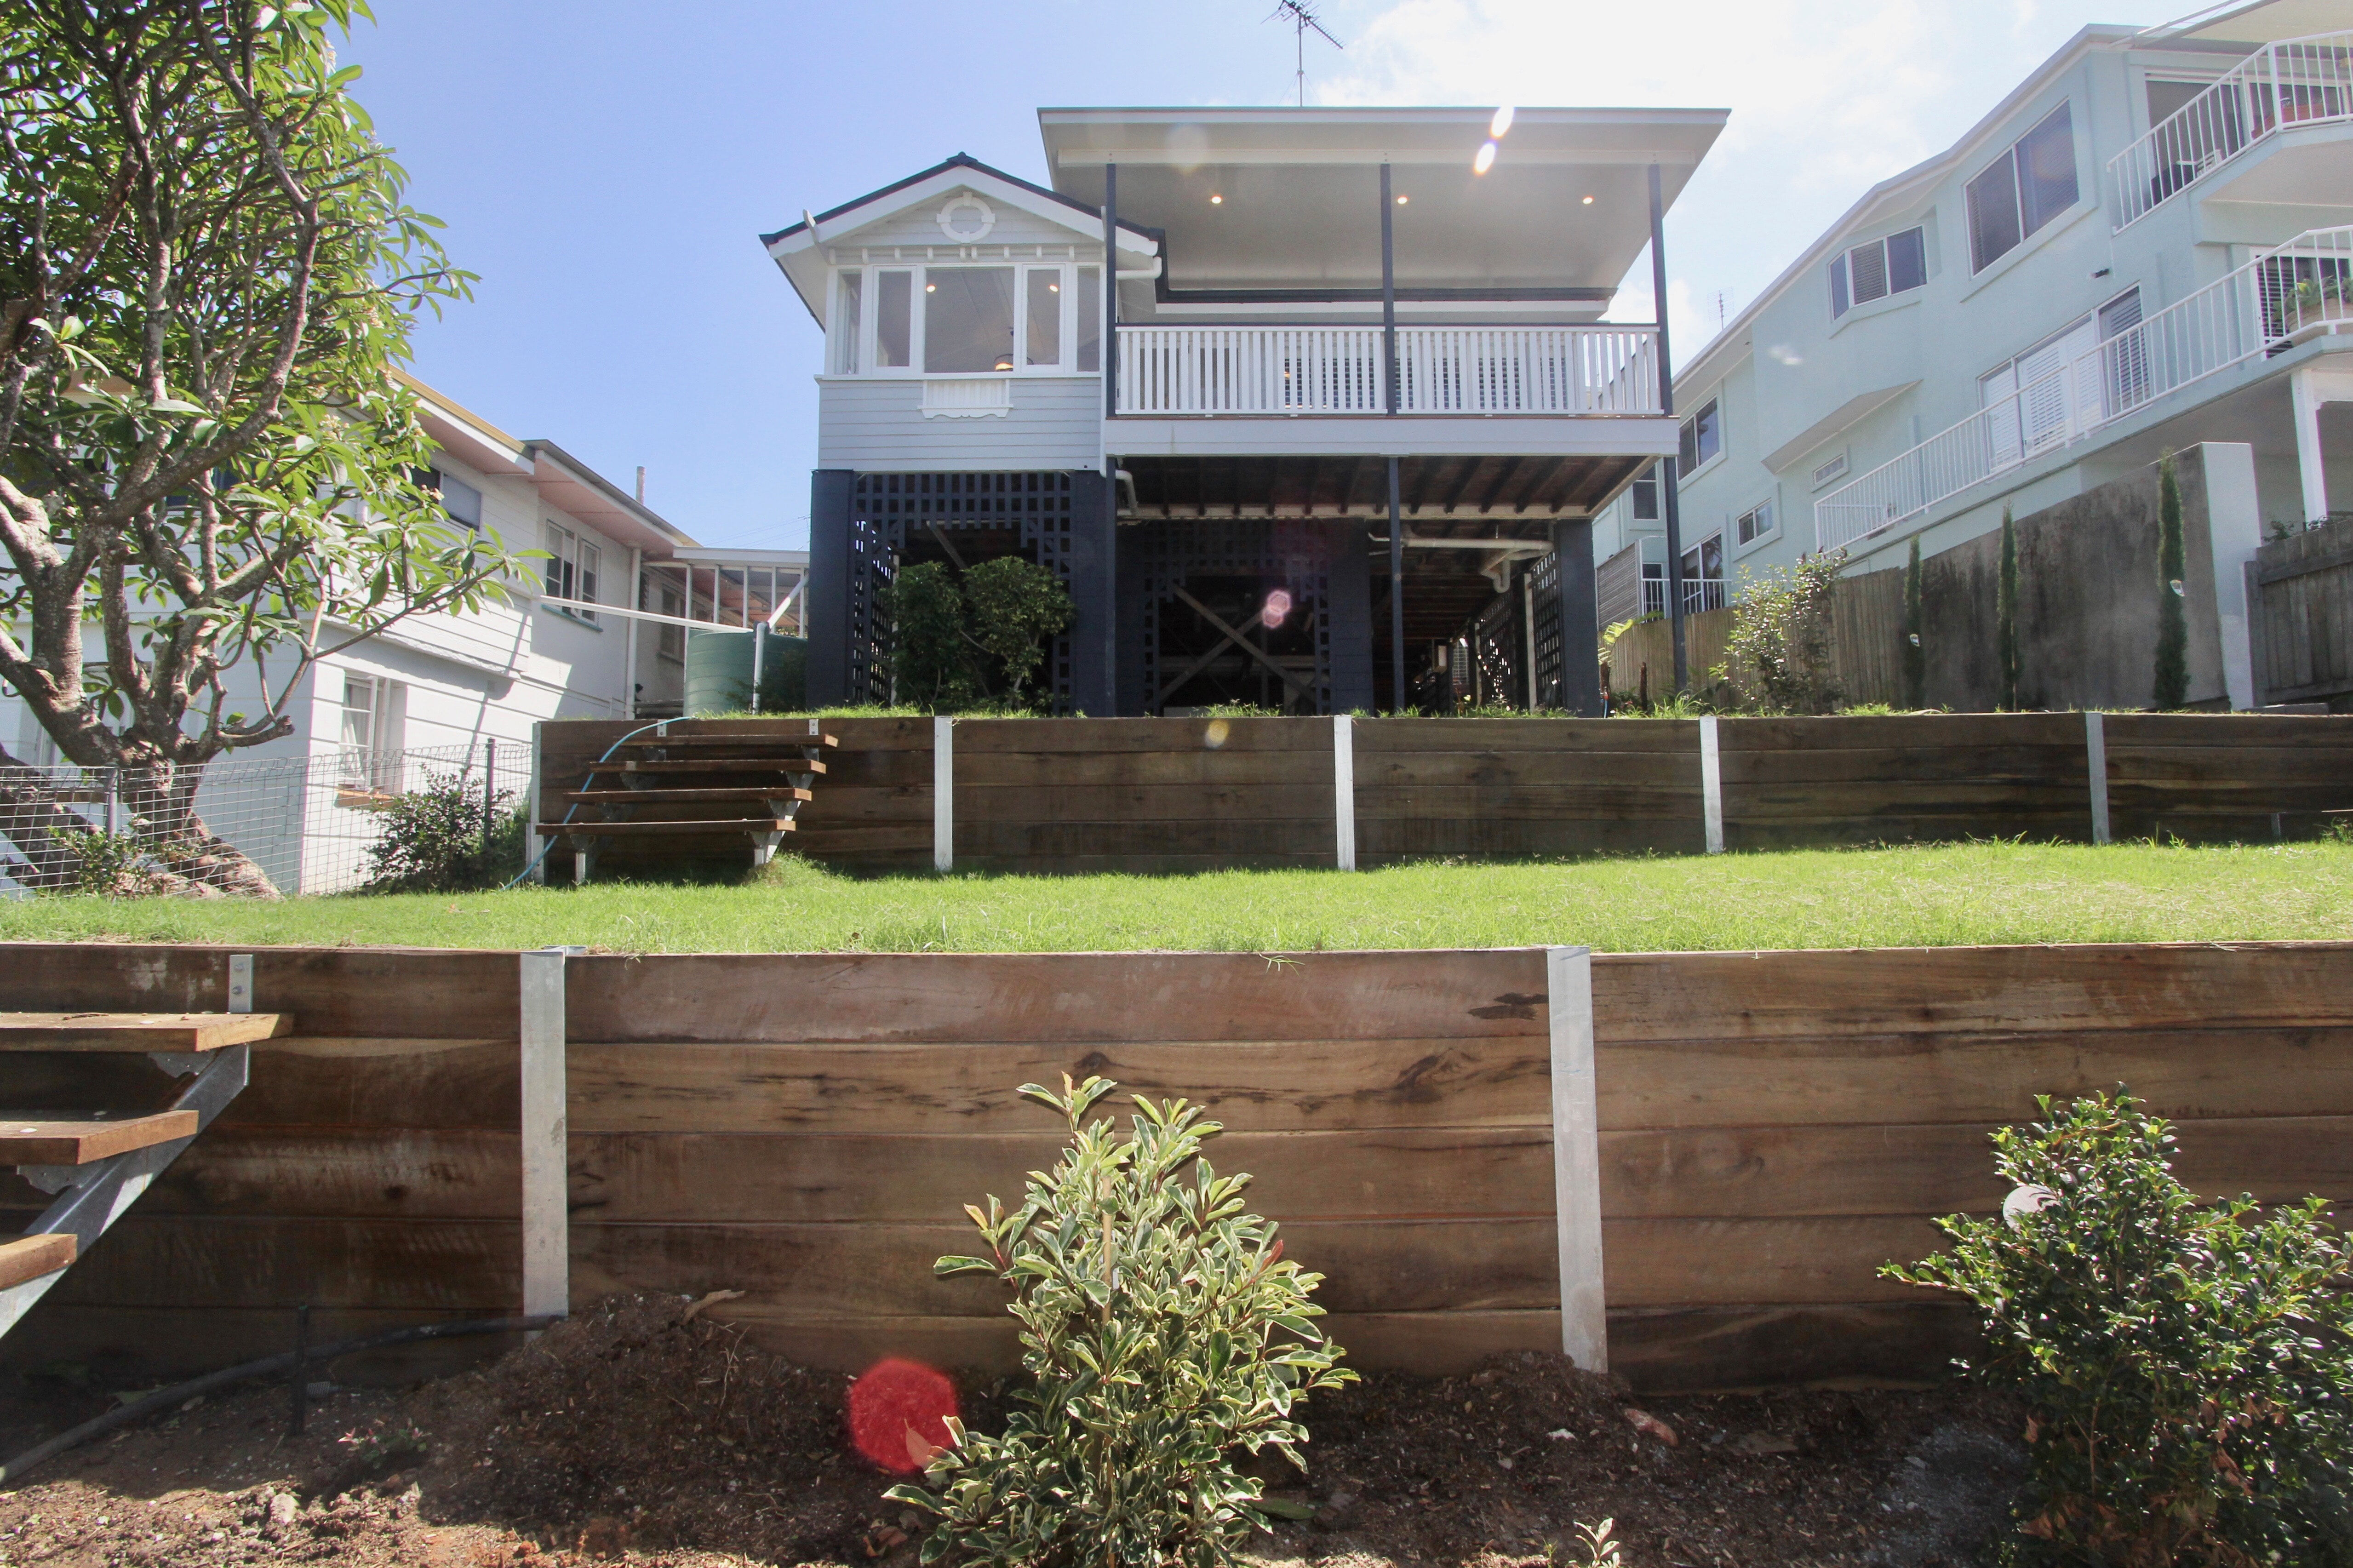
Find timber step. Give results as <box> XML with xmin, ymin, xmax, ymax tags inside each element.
<box><xmin>0</xmin><ymin>1111</ymin><xmax>198</xmax><ymax>1164</ymax></box>
<box><xmin>540</xmin><ymin>818</ymin><xmax>798</xmax><ymax>838</ymax></box>
<box><xmin>599</xmin><ymin>759</ymin><xmax>828</xmax><ymax>777</ymax></box>
<box><xmin>0</xmin><ymin>1012</ymin><xmax>291</xmax><ymax>1053</ymax></box>
<box><xmin>558</xmin><ymin>787</ymin><xmax>815</xmax><ymax>806</ymax></box>
<box><xmin>613</xmin><ymin>732</ymin><xmax>836</xmax><ymax>750</ymax></box>
<box><xmin>0</xmin><ymin>1234</ymin><xmax>74</xmax><ymax>1293</ymax></box>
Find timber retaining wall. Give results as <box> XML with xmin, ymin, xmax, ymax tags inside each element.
<box><xmin>6</xmin><ymin>940</ymin><xmax>2349</xmax><ymax>1395</ymax></box>
<box><xmin>538</xmin><ymin>713</ymin><xmax>2353</xmax><ymax>875</ymax></box>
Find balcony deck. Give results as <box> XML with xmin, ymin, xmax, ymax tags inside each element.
<box><xmin>2110</xmin><ymin>29</ymin><xmax>2352</xmax><ymax>231</ymax></box>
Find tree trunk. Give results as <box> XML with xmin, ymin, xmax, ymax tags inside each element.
<box><xmin>120</xmin><ymin>759</ymin><xmax>283</xmax><ymax>899</ymax></box>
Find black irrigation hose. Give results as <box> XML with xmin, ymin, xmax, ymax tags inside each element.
<box><xmin>0</xmin><ymin>1313</ymin><xmax>562</xmax><ymax>1488</ymax></box>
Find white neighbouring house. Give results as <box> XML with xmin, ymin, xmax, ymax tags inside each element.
<box><xmin>1592</xmin><ymin>0</ymin><xmax>2352</xmax><ymax>709</ymax></box>
<box><xmin>0</xmin><ymin>375</ymin><xmax>807</xmax><ymax>893</ymax></box>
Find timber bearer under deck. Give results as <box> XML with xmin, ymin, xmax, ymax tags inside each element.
<box><xmin>763</xmin><ymin>105</ymin><xmax>1725</xmax><ymax>715</ymax></box>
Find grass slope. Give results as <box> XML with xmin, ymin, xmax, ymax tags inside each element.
<box><xmin>2</xmin><ymin>839</ymin><xmax>2348</xmax><ymax>954</ymax></box>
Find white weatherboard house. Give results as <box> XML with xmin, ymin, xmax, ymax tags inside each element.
<box><xmin>765</xmin><ymin>106</ymin><xmax>1726</xmax><ymax>715</ymax></box>
<box><xmin>1591</xmin><ymin>0</ymin><xmax>2352</xmax><ymax>709</ymax></box>
<box><xmin>1</xmin><ymin>377</ymin><xmax>807</xmax><ymax>893</ymax></box>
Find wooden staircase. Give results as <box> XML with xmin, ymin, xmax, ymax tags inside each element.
<box><xmin>538</xmin><ymin>720</ymin><xmax>837</xmax><ymax>882</ymax></box>
<box><xmin>0</xmin><ymin>1010</ymin><xmax>279</xmax><ymax>1335</ymax></box>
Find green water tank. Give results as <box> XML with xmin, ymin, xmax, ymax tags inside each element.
<box><xmin>682</xmin><ymin>626</ymin><xmax>807</xmax><ymax>715</ymax></box>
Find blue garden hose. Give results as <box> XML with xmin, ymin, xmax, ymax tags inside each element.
<box><xmin>503</xmin><ymin>718</ymin><xmax>678</xmax><ymax>889</ymax></box>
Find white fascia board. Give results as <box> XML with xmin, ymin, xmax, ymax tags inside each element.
<box><xmin>667</xmin><ymin>547</ymin><xmax>810</xmax><ymax>567</ymax></box>
<box><xmin>1105</xmin><ymin>415</ymin><xmax>1678</xmax><ymax>461</ymax></box>
<box><xmin>768</xmin><ymin>165</ymin><xmax>1157</xmax><ymax>331</ymax></box>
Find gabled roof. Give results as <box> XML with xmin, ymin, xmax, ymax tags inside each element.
<box><xmin>761</xmin><ymin>153</ymin><xmax>1159</xmax><ymax>329</ymax></box>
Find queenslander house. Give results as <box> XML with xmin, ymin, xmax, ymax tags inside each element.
<box><xmin>1591</xmin><ymin>0</ymin><xmax>2350</xmax><ymax>710</ymax></box>
<box><xmin>765</xmin><ymin>105</ymin><xmax>1725</xmax><ymax>715</ymax></box>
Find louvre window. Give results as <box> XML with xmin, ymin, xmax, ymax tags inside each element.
<box><xmin>1966</xmin><ymin>103</ymin><xmax>2079</xmax><ymax>274</ymax></box>
<box><xmin>1830</xmin><ymin>227</ymin><xmax>1927</xmax><ymax>318</ymax></box>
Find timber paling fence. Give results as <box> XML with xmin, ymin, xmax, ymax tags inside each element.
<box><xmin>535</xmin><ymin>713</ymin><xmax>2353</xmax><ymax>878</ymax></box>
<box><xmin>0</xmin><ymin>743</ymin><xmax>509</xmax><ymax>898</ymax></box>
<box><xmin>6</xmin><ymin>939</ymin><xmax>2350</xmax><ymax>1394</ymax></box>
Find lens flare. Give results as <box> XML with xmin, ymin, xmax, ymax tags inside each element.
<box><xmin>848</xmin><ymin>1358</ymin><xmax>958</xmax><ymax>1474</ymax></box>
<box><xmin>1262</xmin><ymin>589</ymin><xmax>1294</xmax><ymax>628</ymax></box>
<box><xmin>1489</xmin><ymin>105</ymin><xmax>1515</xmax><ymax>138</ymax></box>
<box><xmin>1473</xmin><ymin>140</ymin><xmax>1498</xmax><ymax>175</ymax></box>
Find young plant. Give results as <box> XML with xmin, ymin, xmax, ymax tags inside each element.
<box><xmin>888</xmin><ymin>1075</ymin><xmax>1357</xmax><ymax>1568</ymax></box>
<box><xmin>1884</xmin><ymin>1091</ymin><xmax>2353</xmax><ymax>1566</ymax></box>
<box><xmin>961</xmin><ymin>556</ymin><xmax>1073</xmax><ymax>706</ymax></box>
<box><xmin>1902</xmin><ymin>535</ymin><xmax>1927</xmax><ymax>710</ymax></box>
<box><xmin>2154</xmin><ymin>452</ymin><xmax>2190</xmax><ymax>710</ymax></box>
<box><xmin>361</xmin><ymin>769</ymin><xmax>523</xmax><ymax>893</ymax></box>
<box><xmin>1996</xmin><ymin>506</ymin><xmax>2022</xmax><ymax>711</ymax></box>
<box><xmin>1716</xmin><ymin>549</ymin><xmax>1845</xmax><ymax>715</ymax></box>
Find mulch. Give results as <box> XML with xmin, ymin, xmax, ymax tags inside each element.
<box><xmin>0</xmin><ymin>1293</ymin><xmax>2024</xmax><ymax>1568</ymax></box>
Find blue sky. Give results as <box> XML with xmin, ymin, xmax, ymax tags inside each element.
<box><xmin>344</xmin><ymin>0</ymin><xmax>2190</xmax><ymax>551</ymax></box>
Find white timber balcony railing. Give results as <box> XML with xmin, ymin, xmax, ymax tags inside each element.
<box><xmin>1815</xmin><ymin>225</ymin><xmax>2353</xmax><ymax>553</ymax></box>
<box><xmin>2109</xmin><ymin>29</ymin><xmax>2353</xmax><ymax>231</ymax></box>
<box><xmin>1113</xmin><ymin>324</ymin><xmax>1662</xmax><ymax>417</ymax></box>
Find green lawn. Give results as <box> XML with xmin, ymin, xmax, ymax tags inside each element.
<box><xmin>3</xmin><ymin>839</ymin><xmax>2349</xmax><ymax>954</ymax></box>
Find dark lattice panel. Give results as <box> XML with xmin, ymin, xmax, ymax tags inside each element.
<box><xmin>1137</xmin><ymin>521</ymin><xmax>1339</xmax><ymax>715</ymax></box>
<box><xmin>1529</xmin><ymin>552</ymin><xmax>1563</xmax><ymax>710</ymax></box>
<box><xmin>847</xmin><ymin>473</ymin><xmax>1077</xmax><ymax>710</ymax></box>
<box><xmin>1472</xmin><ymin>588</ymin><xmax>1525</xmax><ymax>709</ymax></box>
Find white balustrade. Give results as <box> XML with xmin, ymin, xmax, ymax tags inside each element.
<box><xmin>1815</xmin><ymin>225</ymin><xmax>2353</xmax><ymax>553</ymax></box>
<box><xmin>2110</xmin><ymin>30</ymin><xmax>2353</xmax><ymax>231</ymax></box>
<box><xmin>1114</xmin><ymin>324</ymin><xmax>1661</xmax><ymax>417</ymax></box>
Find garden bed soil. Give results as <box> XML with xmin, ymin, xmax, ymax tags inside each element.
<box><xmin>0</xmin><ymin>1293</ymin><xmax>2024</xmax><ymax>1568</ymax></box>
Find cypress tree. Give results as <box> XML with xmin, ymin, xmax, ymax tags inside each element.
<box><xmin>1997</xmin><ymin>506</ymin><xmax>2021</xmax><ymax>711</ymax></box>
<box><xmin>2154</xmin><ymin>452</ymin><xmax>2190</xmax><ymax>710</ymax></box>
<box><xmin>1902</xmin><ymin>535</ymin><xmax>1926</xmax><ymax>709</ymax></box>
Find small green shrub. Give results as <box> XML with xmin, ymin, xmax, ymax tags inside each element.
<box><xmin>962</xmin><ymin>556</ymin><xmax>1074</xmax><ymax>705</ymax></box>
<box><xmin>888</xmin><ymin>1074</ymin><xmax>1357</xmax><ymax>1568</ymax></box>
<box><xmin>883</xmin><ymin>562</ymin><xmax>983</xmax><ymax>710</ymax></box>
<box><xmin>882</xmin><ymin>556</ymin><xmax>1074</xmax><ymax>713</ymax></box>
<box><xmin>2156</xmin><ymin>452</ymin><xmax>2190</xmax><ymax>710</ymax></box>
<box><xmin>361</xmin><ymin>769</ymin><xmax>524</xmax><ymax>893</ymax></box>
<box><xmin>1884</xmin><ymin>1091</ymin><xmax>2353</xmax><ymax>1566</ymax></box>
<box><xmin>1714</xmin><ymin>549</ymin><xmax>1844</xmax><ymax>715</ymax></box>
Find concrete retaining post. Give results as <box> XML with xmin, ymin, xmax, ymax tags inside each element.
<box><xmin>933</xmin><ymin>716</ymin><xmax>955</xmax><ymax>873</ymax></box>
<box><xmin>519</xmin><ymin>948</ymin><xmax>573</xmax><ymax>1321</ymax></box>
<box><xmin>1334</xmin><ymin>715</ymin><xmax>1356</xmax><ymax>870</ymax></box>
<box><xmin>1546</xmin><ymin>944</ymin><xmax>1606</xmax><ymax>1371</ymax></box>
<box><xmin>2086</xmin><ymin>710</ymin><xmax>2111</xmax><ymax>845</ymax></box>
<box><xmin>1699</xmin><ymin>715</ymin><xmax>1725</xmax><ymax>854</ymax></box>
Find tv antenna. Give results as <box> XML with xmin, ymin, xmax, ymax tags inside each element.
<box><xmin>1268</xmin><ymin>0</ymin><xmax>1341</xmax><ymax>107</ymax></box>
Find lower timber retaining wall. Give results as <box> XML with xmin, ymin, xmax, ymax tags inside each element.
<box><xmin>6</xmin><ymin>940</ymin><xmax>2348</xmax><ymax>1393</ymax></box>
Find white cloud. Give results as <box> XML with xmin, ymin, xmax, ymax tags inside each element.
<box><xmin>1313</xmin><ymin>0</ymin><xmax>2188</xmax><ymax>360</ymax></box>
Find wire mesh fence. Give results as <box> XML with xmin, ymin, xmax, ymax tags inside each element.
<box><xmin>0</xmin><ymin>740</ymin><xmax>517</xmax><ymax>898</ymax></box>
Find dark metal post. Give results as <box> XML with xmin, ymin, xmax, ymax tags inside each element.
<box><xmin>482</xmin><ymin>740</ymin><xmax>497</xmax><ymax>859</ymax></box>
<box><xmin>1102</xmin><ymin>164</ymin><xmax>1119</xmax><ymax>420</ymax></box>
<box><xmin>1380</xmin><ymin>163</ymin><xmax>1399</xmax><ymax>415</ymax></box>
<box><xmin>1386</xmin><ymin>457</ymin><xmax>1405</xmax><ymax>710</ymax></box>
<box><xmin>805</xmin><ymin>469</ymin><xmax>856</xmax><ymax>706</ymax></box>
<box><xmin>1649</xmin><ymin>163</ymin><xmax>1688</xmax><ymax>693</ymax></box>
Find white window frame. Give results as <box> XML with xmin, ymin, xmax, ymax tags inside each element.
<box><xmin>541</xmin><ymin>520</ymin><xmax>601</xmax><ymax>625</ymax></box>
<box><xmin>1735</xmin><ymin>497</ymin><xmax>1780</xmax><ymax>552</ymax></box>
<box><xmin>1677</xmin><ymin>397</ymin><xmax>1725</xmax><ymax>482</ymax></box>
<box><xmin>830</xmin><ymin>261</ymin><xmax>1091</xmax><ymax>379</ymax></box>
<box><xmin>1965</xmin><ymin>102</ymin><xmax>2080</xmax><ymax>276</ymax></box>
<box><xmin>335</xmin><ymin>671</ymin><xmax>406</xmax><ymax>795</ymax></box>
<box><xmin>1830</xmin><ymin>226</ymin><xmax>1928</xmax><ymax>318</ymax></box>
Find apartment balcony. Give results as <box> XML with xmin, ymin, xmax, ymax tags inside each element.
<box><xmin>1814</xmin><ymin>225</ymin><xmax>2353</xmax><ymax>553</ymax></box>
<box><xmin>2110</xmin><ymin>29</ymin><xmax>2353</xmax><ymax>231</ymax></box>
<box><xmin>1106</xmin><ymin>322</ymin><xmax>1672</xmax><ymax>465</ymax></box>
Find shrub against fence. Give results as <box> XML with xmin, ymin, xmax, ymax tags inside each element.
<box><xmin>9</xmin><ymin>938</ymin><xmax>2353</xmax><ymax>1396</ymax></box>
<box><xmin>0</xmin><ymin>742</ymin><xmax>516</xmax><ymax>897</ymax></box>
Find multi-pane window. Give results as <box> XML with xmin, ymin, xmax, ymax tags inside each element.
<box><xmin>542</xmin><ymin>521</ymin><xmax>599</xmax><ymax>623</ymax></box>
<box><xmin>1680</xmin><ymin>532</ymin><xmax>1726</xmax><ymax>612</ymax></box>
<box><xmin>1966</xmin><ymin>103</ymin><xmax>2079</xmax><ymax>274</ymax></box>
<box><xmin>832</xmin><ymin>262</ymin><xmax>1098</xmax><ymax>376</ymax></box>
<box><xmin>1830</xmin><ymin>227</ymin><xmax>1927</xmax><ymax>317</ymax></box>
<box><xmin>1736</xmin><ymin>498</ymin><xmax>1777</xmax><ymax>547</ymax></box>
<box><xmin>337</xmin><ymin>671</ymin><xmax>405</xmax><ymax>794</ymax></box>
<box><xmin>1677</xmin><ymin>399</ymin><xmax>1722</xmax><ymax>479</ymax></box>
<box><xmin>411</xmin><ymin>466</ymin><xmax>482</xmax><ymax>530</ymax></box>
<box><xmin>1631</xmin><ymin>471</ymin><xmax>1659</xmax><ymax>521</ymax></box>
